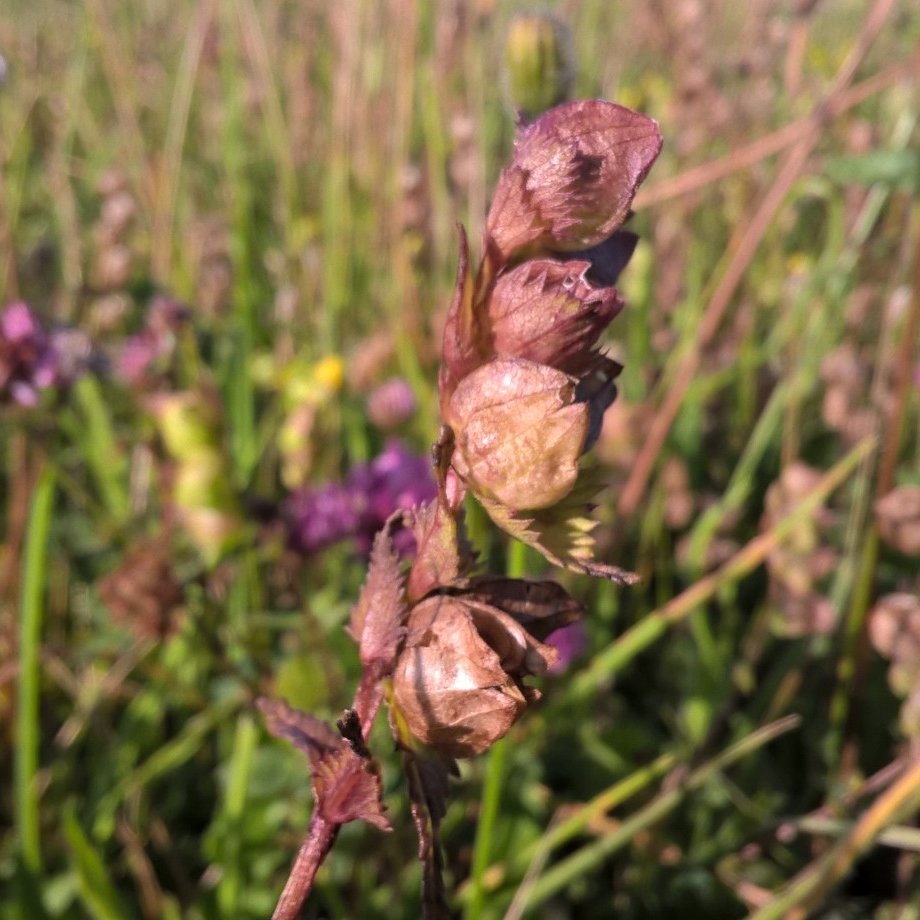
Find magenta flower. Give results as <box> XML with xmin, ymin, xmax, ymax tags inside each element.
<box><xmin>285</xmin><ymin>483</ymin><xmax>360</xmax><ymax>555</ymax></box>
<box><xmin>115</xmin><ymin>295</ymin><xmax>190</xmax><ymax>386</ymax></box>
<box><xmin>0</xmin><ymin>302</ymin><xmax>88</xmax><ymax>406</ymax></box>
<box><xmin>544</xmin><ymin>621</ymin><xmax>587</xmax><ymax>673</ymax></box>
<box><xmin>285</xmin><ymin>440</ymin><xmax>437</xmax><ymax>557</ymax></box>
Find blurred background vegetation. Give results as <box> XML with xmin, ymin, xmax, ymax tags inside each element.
<box><xmin>2</xmin><ymin>0</ymin><xmax>920</xmax><ymax>917</ymax></box>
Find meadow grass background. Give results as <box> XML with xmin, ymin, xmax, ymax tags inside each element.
<box><xmin>2</xmin><ymin>0</ymin><xmax>920</xmax><ymax>917</ymax></box>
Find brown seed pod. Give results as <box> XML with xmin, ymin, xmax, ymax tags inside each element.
<box><xmin>445</xmin><ymin>356</ymin><xmax>588</xmax><ymax>511</ymax></box>
<box><xmin>485</xmin><ymin>100</ymin><xmax>662</xmax><ymax>263</ymax></box>
<box><xmin>392</xmin><ymin>594</ymin><xmax>557</xmax><ymax>758</ymax></box>
<box><xmin>876</xmin><ymin>485</ymin><xmax>920</xmax><ymax>557</ymax></box>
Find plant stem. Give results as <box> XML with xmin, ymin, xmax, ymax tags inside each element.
<box><xmin>518</xmin><ymin>716</ymin><xmax>801</xmax><ymax>913</ymax></box>
<box><xmin>271</xmin><ymin>815</ymin><xmax>338</xmax><ymax>920</ymax></box>
<box><xmin>619</xmin><ymin>0</ymin><xmax>898</xmax><ymax>519</ymax></box>
<box><xmin>571</xmin><ymin>437</ymin><xmax>874</xmax><ymax>701</ymax></box>
<box><xmin>751</xmin><ymin>757</ymin><xmax>920</xmax><ymax>919</ymax></box>
<box><xmin>464</xmin><ymin>538</ymin><xmax>528</xmax><ymax>920</ymax></box>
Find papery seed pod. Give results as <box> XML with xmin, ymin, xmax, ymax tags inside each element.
<box><xmin>869</xmin><ymin>593</ymin><xmax>920</xmax><ymax>661</ymax></box>
<box><xmin>875</xmin><ymin>485</ymin><xmax>920</xmax><ymax>557</ymax></box>
<box><xmin>445</xmin><ymin>357</ymin><xmax>589</xmax><ymax>511</ymax></box>
<box><xmin>871</xmin><ymin>594</ymin><xmax>920</xmax><ymax>697</ymax></box>
<box><xmin>485</xmin><ymin>100</ymin><xmax>662</xmax><ymax>264</ymax></box>
<box><xmin>503</xmin><ymin>13</ymin><xmax>574</xmax><ymax>122</ymax></box>
<box><xmin>487</xmin><ymin>259</ymin><xmax>623</xmax><ymax>375</ymax></box>
<box><xmin>392</xmin><ymin>594</ymin><xmax>557</xmax><ymax>757</ymax></box>
<box><xmin>92</xmin><ymin>244</ymin><xmax>133</xmax><ymax>291</ymax></box>
<box><xmin>762</xmin><ymin>463</ymin><xmax>837</xmax><ymax>638</ymax></box>
<box><xmin>367</xmin><ymin>377</ymin><xmax>417</xmax><ymax>430</ymax></box>
<box><xmin>99</xmin><ymin>190</ymin><xmax>137</xmax><ymax>241</ymax></box>
<box><xmin>98</xmin><ymin>538</ymin><xmax>183</xmax><ymax>639</ymax></box>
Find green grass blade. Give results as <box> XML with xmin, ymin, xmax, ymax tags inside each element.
<box><xmin>72</xmin><ymin>376</ymin><xmax>130</xmax><ymax>521</ymax></box>
<box><xmin>64</xmin><ymin>805</ymin><xmax>129</xmax><ymax>920</ymax></box>
<box><xmin>570</xmin><ymin>436</ymin><xmax>875</xmax><ymax>702</ymax></box>
<box><xmin>463</xmin><ymin>539</ymin><xmax>528</xmax><ymax>920</ymax></box>
<box><xmin>15</xmin><ymin>463</ymin><xmax>55</xmax><ymax>876</ymax></box>
<box><xmin>216</xmin><ymin>712</ymin><xmax>258</xmax><ymax>918</ymax></box>
<box><xmin>516</xmin><ymin>716</ymin><xmax>801</xmax><ymax>914</ymax></box>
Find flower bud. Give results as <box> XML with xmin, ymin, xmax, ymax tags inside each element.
<box><xmin>503</xmin><ymin>14</ymin><xmax>574</xmax><ymax>122</ymax></box>
<box><xmin>445</xmin><ymin>357</ymin><xmax>588</xmax><ymax>511</ymax></box>
<box><xmin>869</xmin><ymin>593</ymin><xmax>920</xmax><ymax>735</ymax></box>
<box><xmin>392</xmin><ymin>594</ymin><xmax>557</xmax><ymax>757</ymax></box>
<box><xmin>0</xmin><ymin>302</ymin><xmax>62</xmax><ymax>406</ymax></box>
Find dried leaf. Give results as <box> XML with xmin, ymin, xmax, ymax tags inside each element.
<box><xmin>312</xmin><ymin>741</ymin><xmax>392</xmax><ymax>831</ymax></box>
<box><xmin>485</xmin><ymin>100</ymin><xmax>662</xmax><ymax>264</ymax></box>
<box><xmin>439</xmin><ymin>226</ymin><xmax>483</xmax><ymax>411</ymax></box>
<box><xmin>575</xmin><ymin>353</ymin><xmax>622</xmax><ymax>452</ymax></box>
<box><xmin>258</xmin><ymin>699</ymin><xmax>392</xmax><ymax>832</ymax></box>
<box><xmin>407</xmin><ymin>499</ymin><xmax>465</xmax><ymax>602</ymax></box>
<box><xmin>462</xmin><ymin>575</ymin><xmax>583</xmax><ymax>639</ymax></box>
<box><xmin>348</xmin><ymin>526</ymin><xmax>408</xmax><ymax>733</ymax></box>
<box><xmin>406</xmin><ymin>748</ymin><xmax>457</xmax><ymax>920</ymax></box>
<box><xmin>258</xmin><ymin>697</ymin><xmax>341</xmax><ymax>766</ymax></box>
<box><xmin>407</xmin><ymin>429</ymin><xmax>477</xmax><ymax>602</ymax></box>
<box><xmin>348</xmin><ymin>525</ymin><xmax>407</xmax><ymax>669</ymax></box>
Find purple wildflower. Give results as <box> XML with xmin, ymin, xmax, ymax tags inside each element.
<box><xmin>545</xmin><ymin>621</ymin><xmax>587</xmax><ymax>673</ymax></box>
<box><xmin>285</xmin><ymin>440</ymin><xmax>437</xmax><ymax>558</ymax></box>
<box><xmin>0</xmin><ymin>301</ymin><xmax>84</xmax><ymax>406</ymax></box>
<box><xmin>285</xmin><ymin>482</ymin><xmax>359</xmax><ymax>555</ymax></box>
<box><xmin>116</xmin><ymin>295</ymin><xmax>190</xmax><ymax>386</ymax></box>
<box><xmin>346</xmin><ymin>440</ymin><xmax>437</xmax><ymax>554</ymax></box>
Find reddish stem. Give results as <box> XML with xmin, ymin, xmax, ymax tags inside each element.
<box><xmin>271</xmin><ymin>815</ymin><xmax>338</xmax><ymax>920</ymax></box>
<box><xmin>619</xmin><ymin>0</ymin><xmax>899</xmax><ymax>520</ymax></box>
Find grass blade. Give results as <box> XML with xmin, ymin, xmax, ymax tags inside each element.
<box><xmin>516</xmin><ymin>716</ymin><xmax>801</xmax><ymax>914</ymax></box>
<box><xmin>15</xmin><ymin>462</ymin><xmax>55</xmax><ymax>874</ymax></box>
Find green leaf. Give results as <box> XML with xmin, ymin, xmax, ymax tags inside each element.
<box><xmin>63</xmin><ymin>806</ymin><xmax>128</xmax><ymax>920</ymax></box>
<box><xmin>478</xmin><ymin>469</ymin><xmax>638</xmax><ymax>585</ymax></box>
<box><xmin>824</xmin><ymin>150</ymin><xmax>920</xmax><ymax>189</ymax></box>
